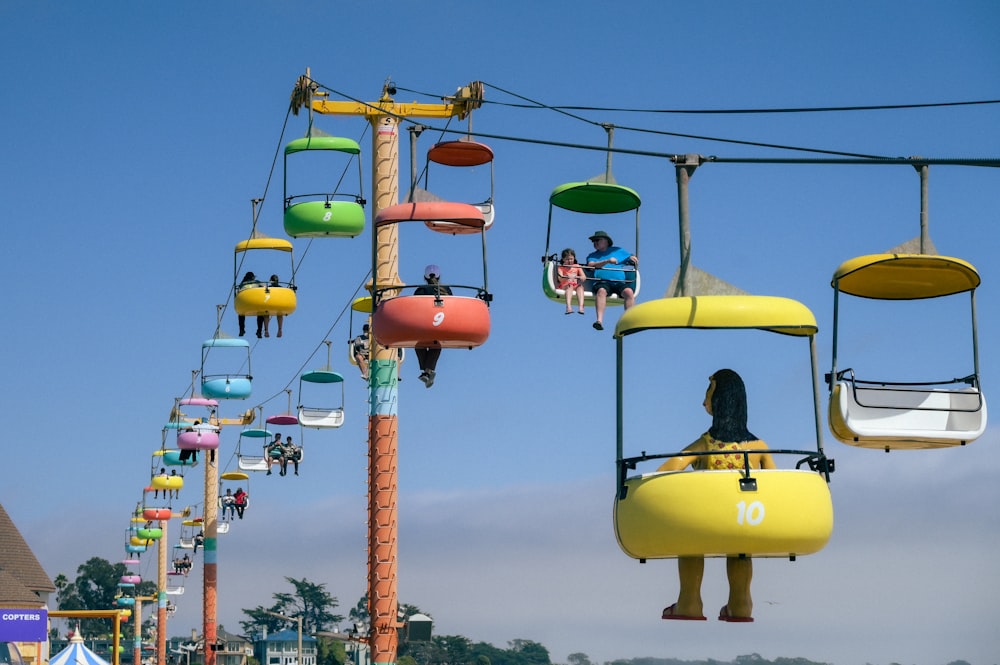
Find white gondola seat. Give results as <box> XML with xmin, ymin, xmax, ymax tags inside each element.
<box><xmin>542</xmin><ymin>259</ymin><xmax>640</xmax><ymax>307</ymax></box>
<box><xmin>829</xmin><ymin>254</ymin><xmax>986</xmax><ymax>451</ymax></box>
<box><xmin>237</xmin><ymin>428</ymin><xmax>273</xmax><ymax>471</ymax></box>
<box><xmin>298</xmin><ymin>370</ymin><xmax>346</xmax><ymax>429</ymax></box>
<box><xmin>166</xmin><ymin>573</ymin><xmax>186</xmax><ymax>595</ymax></box>
<box><xmin>298</xmin><ymin>406</ymin><xmax>344</xmax><ymax>429</ymax></box>
<box><xmin>237</xmin><ymin>455</ymin><xmax>269</xmax><ymax>472</ymax></box>
<box><xmin>829</xmin><ymin>375</ymin><xmax>987</xmax><ymax>450</ymax></box>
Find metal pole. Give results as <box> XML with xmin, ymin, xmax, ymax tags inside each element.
<box><xmin>157</xmin><ymin>522</ymin><xmax>167</xmax><ymax>665</ymax></box>
<box><xmin>673</xmin><ymin>155</ymin><xmax>699</xmax><ymax>297</ymax></box>
<box><xmin>914</xmin><ymin>161</ymin><xmax>930</xmax><ymax>253</ymax></box>
<box><xmin>133</xmin><ymin>598</ymin><xmax>142</xmax><ymax>665</ymax></box>
<box><xmin>367</xmin><ymin>108</ymin><xmax>401</xmax><ymax>665</ymax></box>
<box><xmin>615</xmin><ymin>336</ymin><xmax>624</xmax><ymax>495</ymax></box>
<box><xmin>204</xmin><ymin>443</ymin><xmax>219</xmax><ymax>665</ymax></box>
<box><xmin>302</xmin><ymin>75</ymin><xmax>481</xmax><ymax>665</ymax></box>
<box><xmin>112</xmin><ymin>616</ymin><xmax>121</xmax><ymax>665</ymax></box>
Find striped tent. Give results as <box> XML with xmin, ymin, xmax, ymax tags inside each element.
<box><xmin>49</xmin><ymin>633</ymin><xmax>112</xmax><ymax>665</ymax></box>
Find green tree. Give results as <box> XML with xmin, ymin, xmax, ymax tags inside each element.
<box><xmin>348</xmin><ymin>595</ymin><xmax>368</xmax><ymax>627</ymax></box>
<box><xmin>56</xmin><ymin>557</ymin><xmax>156</xmax><ymax>638</ymax></box>
<box><xmin>507</xmin><ymin>639</ymin><xmax>550</xmax><ymax>665</ymax></box>
<box><xmin>314</xmin><ymin>634</ymin><xmax>346</xmax><ymax>665</ymax></box>
<box><xmin>566</xmin><ymin>654</ymin><xmax>592</xmax><ymax>665</ymax></box>
<box><xmin>240</xmin><ymin>577</ymin><xmax>343</xmax><ymax>636</ymax></box>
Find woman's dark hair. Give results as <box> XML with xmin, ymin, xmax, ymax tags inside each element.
<box><xmin>707</xmin><ymin>368</ymin><xmax>758</xmax><ymax>443</ymax></box>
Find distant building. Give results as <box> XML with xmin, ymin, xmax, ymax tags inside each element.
<box><xmin>0</xmin><ymin>503</ymin><xmax>56</xmax><ymax>665</ymax></box>
<box><xmin>253</xmin><ymin>630</ymin><xmax>317</xmax><ymax>665</ymax></box>
<box><xmin>168</xmin><ymin>628</ymin><xmax>252</xmax><ymax>665</ymax></box>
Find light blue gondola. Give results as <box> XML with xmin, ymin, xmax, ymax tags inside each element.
<box><xmin>201</xmin><ymin>338</ymin><xmax>252</xmax><ymax>399</ymax></box>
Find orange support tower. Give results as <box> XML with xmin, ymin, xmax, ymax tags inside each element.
<box><xmin>296</xmin><ymin>72</ymin><xmax>482</xmax><ymax>665</ymax></box>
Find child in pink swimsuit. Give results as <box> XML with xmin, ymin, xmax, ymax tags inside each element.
<box><xmin>557</xmin><ymin>248</ymin><xmax>587</xmax><ymax>315</ymax></box>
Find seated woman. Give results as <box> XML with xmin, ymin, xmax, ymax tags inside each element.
<box><xmin>233</xmin><ymin>487</ymin><xmax>248</xmax><ymax>519</ymax></box>
<box><xmin>262</xmin><ymin>274</ymin><xmax>285</xmax><ymax>338</ymax></box>
<box><xmin>265</xmin><ymin>433</ymin><xmax>285</xmax><ymax>476</ymax></box>
<box><xmin>236</xmin><ymin>272</ymin><xmax>265</xmax><ymax>337</ymax></box>
<box><xmin>658</xmin><ymin>369</ymin><xmax>775</xmax><ymax>623</ymax></box>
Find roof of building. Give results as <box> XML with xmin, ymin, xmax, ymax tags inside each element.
<box><xmin>0</xmin><ymin>502</ymin><xmax>55</xmax><ymax>606</ymax></box>
<box><xmin>216</xmin><ymin>628</ymin><xmax>250</xmax><ymax>644</ymax></box>
<box><xmin>264</xmin><ymin>630</ymin><xmax>316</xmax><ymax>643</ymax></box>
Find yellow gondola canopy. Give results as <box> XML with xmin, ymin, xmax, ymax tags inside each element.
<box><xmin>833</xmin><ymin>254</ymin><xmax>980</xmax><ymax>299</ymax></box>
<box><xmin>221</xmin><ymin>471</ymin><xmax>250</xmax><ymax>481</ymax></box>
<box><xmin>614</xmin><ymin>295</ymin><xmax>817</xmax><ymax>338</ymax></box>
<box><xmin>235</xmin><ymin>237</ymin><xmax>294</xmax><ymax>253</ymax></box>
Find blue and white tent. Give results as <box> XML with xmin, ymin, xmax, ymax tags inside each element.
<box><xmin>49</xmin><ymin>633</ymin><xmax>112</xmax><ymax>665</ymax></box>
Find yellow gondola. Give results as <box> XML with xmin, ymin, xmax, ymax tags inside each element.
<box><xmin>234</xmin><ymin>237</ymin><xmax>298</xmax><ymax>317</ymax></box>
<box><xmin>612</xmin><ymin>296</ymin><xmax>833</xmax><ymax>561</ymax></box>
<box><xmin>828</xmin><ymin>253</ymin><xmax>986</xmax><ymax>451</ymax></box>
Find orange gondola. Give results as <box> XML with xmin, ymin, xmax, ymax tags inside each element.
<box><xmin>371</xmin><ymin>201</ymin><xmax>492</xmax><ymax>350</ymax></box>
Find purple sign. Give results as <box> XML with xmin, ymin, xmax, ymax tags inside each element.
<box><xmin>0</xmin><ymin>609</ymin><xmax>48</xmax><ymax>641</ymax></box>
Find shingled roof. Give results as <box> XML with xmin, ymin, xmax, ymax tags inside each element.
<box><xmin>0</xmin><ymin>502</ymin><xmax>55</xmax><ymax>606</ymax></box>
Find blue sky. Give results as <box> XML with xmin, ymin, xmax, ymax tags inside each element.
<box><xmin>2</xmin><ymin>2</ymin><xmax>999</xmax><ymax>664</ymax></box>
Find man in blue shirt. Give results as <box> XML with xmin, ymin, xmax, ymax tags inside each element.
<box><xmin>585</xmin><ymin>230</ymin><xmax>638</xmax><ymax>330</ymax></box>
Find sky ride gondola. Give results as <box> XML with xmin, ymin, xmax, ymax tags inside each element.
<box><xmin>177</xmin><ymin>519</ymin><xmax>200</xmax><ymax>549</ymax></box>
<box><xmin>266</xmin><ymin>389</ymin><xmax>299</xmax><ymax>427</ymax></box>
<box><xmin>827</xmin><ymin>253</ymin><xmax>986</xmax><ymax>451</ymax></box>
<box><xmin>283</xmin><ymin>134</ymin><xmax>366</xmax><ymax>238</ymax></box>
<box><xmin>160</xmin><ymin>450</ymin><xmax>197</xmax><ymax>467</ymax></box>
<box><xmin>200</xmin><ymin>338</ymin><xmax>252</xmax><ymax>400</ymax></box>
<box><xmin>165</xmin><ymin>572</ymin><xmax>186</xmax><ymax>595</ymax></box>
<box><xmin>348</xmin><ymin>297</ymin><xmax>405</xmax><ymax>369</ymax></box>
<box><xmin>419</xmin><ymin>138</ymin><xmax>496</xmax><ymax>233</ymax></box>
<box><xmin>235</xmin><ymin>427</ymin><xmax>273</xmax><ymax>472</ymax></box>
<box><xmin>297</xmin><ymin>340</ymin><xmax>346</xmax><ymax>429</ymax></box>
<box><xmin>171</xmin><ymin>396</ymin><xmax>219</xmax><ymax>429</ymax></box>
<box><xmin>541</xmin><ymin>180</ymin><xmax>641</xmax><ymax>307</ymax></box>
<box><xmin>612</xmin><ymin>295</ymin><xmax>834</xmax><ymax>562</ymax></box>
<box><xmin>141</xmin><ymin>507</ymin><xmax>172</xmax><ymax>521</ymax></box>
<box><xmin>371</xmin><ymin>202</ymin><xmax>492</xmax><ymax>350</ymax></box>
<box><xmin>234</xmin><ymin>237</ymin><xmax>298</xmax><ymax>318</ymax></box>
<box><xmin>149</xmin><ymin>471</ymin><xmax>183</xmax><ymax>495</ymax></box>
<box><xmin>297</xmin><ymin>370</ymin><xmax>345</xmax><ymax>429</ymax></box>
<box><xmin>219</xmin><ymin>471</ymin><xmax>250</xmax><ymax>524</ymax></box>
<box><xmin>177</xmin><ymin>421</ymin><xmax>220</xmax><ymax>451</ymax></box>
